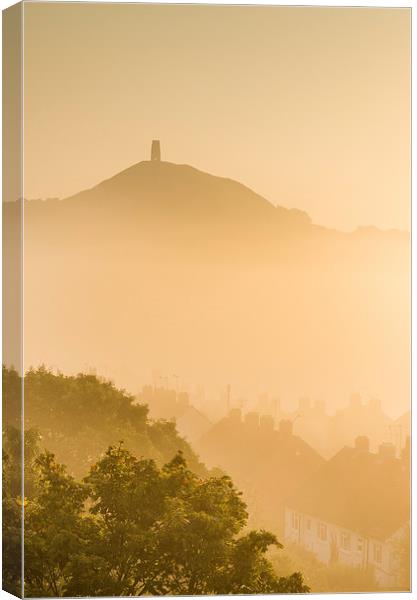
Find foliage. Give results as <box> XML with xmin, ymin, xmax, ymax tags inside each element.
<box><xmin>24</xmin><ymin>452</ymin><xmax>92</xmax><ymax>597</ymax></box>
<box><xmin>17</xmin><ymin>444</ymin><xmax>309</xmax><ymax>597</ymax></box>
<box><xmin>4</xmin><ymin>366</ymin><xmax>206</xmax><ymax>478</ymax></box>
<box><xmin>389</xmin><ymin>523</ymin><xmax>410</xmax><ymax>591</ymax></box>
<box><xmin>2</xmin><ymin>365</ymin><xmax>21</xmax><ymax>429</ymax></box>
<box><xmin>2</xmin><ymin>447</ymin><xmax>22</xmax><ymax>597</ymax></box>
<box><xmin>2</xmin><ymin>425</ymin><xmax>42</xmax><ymax>596</ymax></box>
<box><xmin>3</xmin><ymin>367</ymin><xmax>309</xmax><ymax>595</ymax></box>
<box><xmin>3</xmin><ymin>425</ymin><xmax>41</xmax><ymax>498</ymax></box>
<box><xmin>269</xmin><ymin>541</ymin><xmax>379</xmax><ymax>593</ymax></box>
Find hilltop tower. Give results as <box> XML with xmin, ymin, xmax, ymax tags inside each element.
<box><xmin>151</xmin><ymin>139</ymin><xmax>161</xmax><ymax>161</ymax></box>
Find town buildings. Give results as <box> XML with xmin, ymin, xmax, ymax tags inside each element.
<box><xmin>197</xmin><ymin>411</ymin><xmax>325</xmax><ymax>531</ymax></box>
<box><xmin>284</xmin><ymin>435</ymin><xmax>410</xmax><ymax>589</ymax></box>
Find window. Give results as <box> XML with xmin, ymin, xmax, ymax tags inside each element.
<box><xmin>373</xmin><ymin>543</ymin><xmax>382</xmax><ymax>564</ymax></box>
<box><xmin>357</xmin><ymin>538</ymin><xmax>363</xmax><ymax>552</ymax></box>
<box><xmin>318</xmin><ymin>522</ymin><xmax>327</xmax><ymax>541</ymax></box>
<box><xmin>341</xmin><ymin>532</ymin><xmax>351</xmax><ymax>551</ymax></box>
<box><xmin>291</xmin><ymin>512</ymin><xmax>299</xmax><ymax>530</ymax></box>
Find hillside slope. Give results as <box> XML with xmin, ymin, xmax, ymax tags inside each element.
<box><xmin>5</xmin><ymin>160</ymin><xmax>409</xmax><ymax>414</ymax></box>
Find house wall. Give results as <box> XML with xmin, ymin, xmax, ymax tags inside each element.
<box><xmin>284</xmin><ymin>507</ymin><xmax>401</xmax><ymax>589</ymax></box>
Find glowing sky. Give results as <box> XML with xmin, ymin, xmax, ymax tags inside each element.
<box><xmin>24</xmin><ymin>4</ymin><xmax>410</xmax><ymax>231</ymax></box>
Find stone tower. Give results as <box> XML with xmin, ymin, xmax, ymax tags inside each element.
<box><xmin>151</xmin><ymin>139</ymin><xmax>161</xmax><ymax>161</ymax></box>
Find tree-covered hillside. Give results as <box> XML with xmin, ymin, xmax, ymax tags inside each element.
<box><xmin>3</xmin><ymin>366</ymin><xmax>207</xmax><ymax>478</ymax></box>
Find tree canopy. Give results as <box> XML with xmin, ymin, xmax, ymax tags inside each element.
<box><xmin>3</xmin><ymin>365</ymin><xmax>207</xmax><ymax>478</ymax></box>
<box><xmin>4</xmin><ymin>441</ymin><xmax>309</xmax><ymax>597</ymax></box>
<box><xmin>3</xmin><ymin>366</ymin><xmax>309</xmax><ymax>596</ymax></box>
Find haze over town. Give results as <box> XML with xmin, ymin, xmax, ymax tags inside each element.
<box><xmin>3</xmin><ymin>3</ymin><xmax>410</xmax><ymax>596</ymax></box>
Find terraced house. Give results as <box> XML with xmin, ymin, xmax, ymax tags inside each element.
<box><xmin>284</xmin><ymin>435</ymin><xmax>410</xmax><ymax>589</ymax></box>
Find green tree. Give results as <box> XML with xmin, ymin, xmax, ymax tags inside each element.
<box><xmin>24</xmin><ymin>452</ymin><xmax>93</xmax><ymax>597</ymax></box>
<box><xmin>2</xmin><ymin>364</ymin><xmax>21</xmax><ymax>429</ymax></box>
<box><xmin>269</xmin><ymin>541</ymin><xmax>379</xmax><ymax>593</ymax></box>
<box><xmin>15</xmin><ymin>366</ymin><xmax>206</xmax><ymax>478</ymax></box>
<box><xmin>390</xmin><ymin>523</ymin><xmax>410</xmax><ymax>591</ymax></box>
<box><xmin>2</xmin><ymin>425</ymin><xmax>42</xmax><ymax>596</ymax></box>
<box><xmin>23</xmin><ymin>445</ymin><xmax>309</xmax><ymax>596</ymax></box>
<box><xmin>2</xmin><ymin>447</ymin><xmax>23</xmax><ymax>597</ymax></box>
<box><xmin>3</xmin><ymin>425</ymin><xmax>41</xmax><ymax>498</ymax></box>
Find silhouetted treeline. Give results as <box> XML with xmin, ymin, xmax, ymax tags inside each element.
<box><xmin>3</xmin><ymin>365</ymin><xmax>207</xmax><ymax>478</ymax></box>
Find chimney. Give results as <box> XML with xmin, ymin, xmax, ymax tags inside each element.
<box><xmin>244</xmin><ymin>411</ymin><xmax>260</xmax><ymax>430</ymax></box>
<box><xmin>228</xmin><ymin>408</ymin><xmax>242</xmax><ymax>423</ymax></box>
<box><xmin>151</xmin><ymin>139</ymin><xmax>161</xmax><ymax>161</ymax></box>
<box><xmin>298</xmin><ymin>397</ymin><xmax>311</xmax><ymax>414</ymax></box>
<box><xmin>271</xmin><ymin>397</ymin><xmax>280</xmax><ymax>420</ymax></box>
<box><xmin>369</xmin><ymin>397</ymin><xmax>381</xmax><ymax>412</ymax></box>
<box><xmin>355</xmin><ymin>435</ymin><xmax>370</xmax><ymax>453</ymax></box>
<box><xmin>349</xmin><ymin>393</ymin><xmax>362</xmax><ymax>410</ymax></box>
<box><xmin>260</xmin><ymin>414</ymin><xmax>274</xmax><ymax>432</ymax></box>
<box><xmin>257</xmin><ymin>393</ymin><xmax>269</xmax><ymax>414</ymax></box>
<box><xmin>378</xmin><ymin>442</ymin><xmax>396</xmax><ymax>460</ymax></box>
<box><xmin>279</xmin><ymin>419</ymin><xmax>293</xmax><ymax>436</ymax></box>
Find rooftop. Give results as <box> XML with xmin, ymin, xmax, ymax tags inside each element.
<box><xmin>286</xmin><ymin>443</ymin><xmax>410</xmax><ymax>541</ymax></box>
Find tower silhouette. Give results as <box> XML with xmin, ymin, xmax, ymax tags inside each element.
<box><xmin>151</xmin><ymin>140</ymin><xmax>161</xmax><ymax>161</ymax></box>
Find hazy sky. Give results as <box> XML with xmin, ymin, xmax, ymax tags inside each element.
<box><xmin>24</xmin><ymin>3</ymin><xmax>410</xmax><ymax>232</ymax></box>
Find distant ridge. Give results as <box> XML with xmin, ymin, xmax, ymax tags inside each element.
<box><xmin>39</xmin><ymin>160</ymin><xmax>313</xmax><ymax>230</ymax></box>
<box><xmin>18</xmin><ymin>160</ymin><xmax>409</xmax><ymax>243</ymax></box>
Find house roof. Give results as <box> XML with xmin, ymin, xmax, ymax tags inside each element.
<box><xmin>175</xmin><ymin>405</ymin><xmax>212</xmax><ymax>443</ymax></box>
<box><xmin>285</xmin><ymin>446</ymin><xmax>410</xmax><ymax>542</ymax></box>
<box><xmin>197</xmin><ymin>415</ymin><xmax>325</xmax><ymax>498</ymax></box>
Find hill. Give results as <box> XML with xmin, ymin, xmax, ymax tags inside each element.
<box><xmin>4</xmin><ymin>159</ymin><xmax>410</xmax><ymax>414</ymax></box>
<box><xmin>21</xmin><ymin>160</ymin><xmax>312</xmax><ymax>243</ymax></box>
